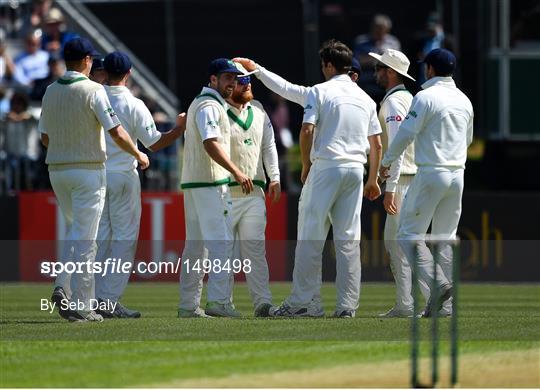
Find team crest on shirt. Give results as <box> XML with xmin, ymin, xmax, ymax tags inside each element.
<box><xmin>244</xmin><ymin>138</ymin><xmax>253</xmax><ymax>145</ymax></box>
<box><xmin>146</xmin><ymin>123</ymin><xmax>156</xmax><ymax>131</ymax></box>
<box><xmin>104</xmin><ymin>107</ymin><xmax>117</xmax><ymax>118</ymax></box>
<box><xmin>207</xmin><ymin>120</ymin><xmax>218</xmax><ymax>129</ymax></box>
<box><xmin>405</xmin><ymin>111</ymin><xmax>417</xmax><ymax>120</ymax></box>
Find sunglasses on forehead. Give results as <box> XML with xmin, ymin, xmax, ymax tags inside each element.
<box><xmin>237</xmin><ymin>75</ymin><xmax>251</xmax><ymax>85</ymax></box>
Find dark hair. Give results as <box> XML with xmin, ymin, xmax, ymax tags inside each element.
<box><xmin>10</xmin><ymin>91</ymin><xmax>30</xmax><ymax>111</ymax></box>
<box><xmin>427</xmin><ymin>63</ymin><xmax>453</xmax><ymax>77</ymax></box>
<box><xmin>319</xmin><ymin>39</ymin><xmax>353</xmax><ymax>74</ymax></box>
<box><xmin>106</xmin><ymin>72</ymin><xmax>127</xmax><ymax>83</ymax></box>
<box><xmin>64</xmin><ymin>60</ymin><xmax>81</xmax><ymax>71</ymax></box>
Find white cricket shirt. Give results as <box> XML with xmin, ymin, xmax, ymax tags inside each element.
<box><xmin>378</xmin><ymin>84</ymin><xmax>417</xmax><ymax>192</ymax></box>
<box><xmin>382</xmin><ymin>76</ymin><xmax>474</xmax><ymax>169</ymax></box>
<box><xmin>104</xmin><ymin>85</ymin><xmax>161</xmax><ymax>171</ymax></box>
<box><xmin>303</xmin><ymin>74</ymin><xmax>382</xmax><ymax>167</ymax></box>
<box><xmin>195</xmin><ymin>86</ymin><xmax>229</xmax><ymax>141</ymax></box>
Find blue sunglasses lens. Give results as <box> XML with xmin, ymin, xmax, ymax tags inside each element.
<box><xmin>237</xmin><ymin>76</ymin><xmax>251</xmax><ymax>85</ymax></box>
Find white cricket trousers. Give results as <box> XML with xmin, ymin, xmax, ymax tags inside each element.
<box><xmin>179</xmin><ymin>185</ymin><xmax>233</xmax><ymax>310</ymax></box>
<box><xmin>50</xmin><ymin>168</ymin><xmax>106</xmax><ymax>313</ymax></box>
<box><xmin>287</xmin><ymin>163</ymin><xmax>364</xmax><ymax>312</ymax></box>
<box><xmin>384</xmin><ymin>175</ymin><xmax>429</xmax><ymax>312</ymax></box>
<box><xmin>229</xmin><ymin>196</ymin><xmax>272</xmax><ymax>308</ymax></box>
<box><xmin>94</xmin><ymin>170</ymin><xmax>141</xmax><ymax>303</ymax></box>
<box><xmin>398</xmin><ymin>167</ymin><xmax>464</xmax><ymax>294</ymax></box>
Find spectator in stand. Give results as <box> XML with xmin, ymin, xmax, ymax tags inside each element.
<box><xmin>0</xmin><ymin>30</ymin><xmax>16</xmax><ymax>85</ymax></box>
<box><xmin>89</xmin><ymin>57</ymin><xmax>107</xmax><ymax>84</ymax></box>
<box><xmin>13</xmin><ymin>31</ymin><xmax>49</xmax><ymax>89</ymax></box>
<box><xmin>41</xmin><ymin>8</ymin><xmax>79</xmax><ymax>58</ymax></box>
<box><xmin>412</xmin><ymin>12</ymin><xmax>455</xmax><ymax>86</ymax></box>
<box><xmin>3</xmin><ymin>91</ymin><xmax>40</xmax><ymax>191</ymax></box>
<box><xmin>30</xmin><ymin>56</ymin><xmax>64</xmax><ymax>101</ymax></box>
<box><xmin>21</xmin><ymin>0</ymin><xmax>53</xmax><ymax>36</ymax></box>
<box><xmin>353</xmin><ymin>14</ymin><xmax>401</xmax><ymax>102</ymax></box>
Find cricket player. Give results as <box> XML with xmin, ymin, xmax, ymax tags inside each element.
<box><xmin>225</xmin><ymin>71</ymin><xmax>280</xmax><ymax>317</ymax></box>
<box><xmin>369</xmin><ymin>48</ymin><xmax>430</xmax><ymax>318</ymax></box>
<box><xmin>380</xmin><ymin>48</ymin><xmax>474</xmax><ymax>317</ymax></box>
<box><xmin>232</xmin><ymin>56</ymin><xmax>362</xmax><ymax>313</ymax></box>
<box><xmin>179</xmin><ymin>58</ymin><xmax>253</xmax><ymax>318</ymax></box>
<box><xmin>270</xmin><ymin>39</ymin><xmax>382</xmax><ymax>318</ymax></box>
<box><xmin>89</xmin><ymin>57</ymin><xmax>107</xmax><ymax>84</ymax></box>
<box><xmin>41</xmin><ymin>38</ymin><xmax>149</xmax><ymax>322</ymax></box>
<box><xmin>93</xmin><ymin>51</ymin><xmax>186</xmax><ymax>319</ymax></box>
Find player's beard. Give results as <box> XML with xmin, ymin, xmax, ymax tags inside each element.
<box><xmin>231</xmin><ymin>89</ymin><xmax>254</xmax><ymax>105</ymax></box>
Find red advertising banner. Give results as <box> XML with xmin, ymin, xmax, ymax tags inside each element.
<box><xmin>18</xmin><ymin>192</ymin><xmax>288</xmax><ymax>282</ymax></box>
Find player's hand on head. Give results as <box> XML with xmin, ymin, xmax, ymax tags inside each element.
<box><xmin>269</xmin><ymin>181</ymin><xmax>281</xmax><ymax>204</ymax></box>
<box><xmin>137</xmin><ymin>152</ymin><xmax>150</xmax><ymax>170</ymax></box>
<box><xmin>176</xmin><ymin>112</ymin><xmax>187</xmax><ymax>132</ymax></box>
<box><xmin>232</xmin><ymin>57</ymin><xmax>257</xmax><ymax>72</ymax></box>
<box><xmin>383</xmin><ymin>191</ymin><xmax>398</xmax><ymax>215</ymax></box>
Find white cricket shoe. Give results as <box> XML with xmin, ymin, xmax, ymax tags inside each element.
<box><xmin>177</xmin><ymin>307</ymin><xmax>212</xmax><ymax>318</ymax></box>
<box><xmin>68</xmin><ymin>310</ymin><xmax>104</xmax><ymax>322</ymax></box>
<box><xmin>205</xmin><ymin>302</ymin><xmax>242</xmax><ymax>318</ymax></box>
<box><xmin>270</xmin><ymin>302</ymin><xmax>325</xmax><ymax>318</ymax></box>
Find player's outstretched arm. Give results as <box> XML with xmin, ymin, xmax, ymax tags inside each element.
<box><xmin>233</xmin><ymin>57</ymin><xmax>310</xmax><ymax>107</ymax></box>
<box><xmin>203</xmin><ymin>138</ymin><xmax>253</xmax><ymax>194</ymax></box>
<box><xmin>148</xmin><ymin>113</ymin><xmax>186</xmax><ymax>152</ymax></box>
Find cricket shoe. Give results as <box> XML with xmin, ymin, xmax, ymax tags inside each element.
<box><xmin>107</xmin><ymin>301</ymin><xmax>141</xmax><ymax>318</ymax></box>
<box><xmin>422</xmin><ymin>285</ymin><xmax>453</xmax><ymax>318</ymax></box>
<box><xmin>205</xmin><ymin>302</ymin><xmax>242</xmax><ymax>318</ymax></box>
<box><xmin>50</xmin><ymin>286</ymin><xmax>71</xmax><ymax>319</ymax></box>
<box><xmin>333</xmin><ymin>309</ymin><xmax>356</xmax><ymax>318</ymax></box>
<box><xmin>378</xmin><ymin>307</ymin><xmax>413</xmax><ymax>318</ymax></box>
<box><xmin>270</xmin><ymin>302</ymin><xmax>325</xmax><ymax>318</ymax></box>
<box><xmin>438</xmin><ymin>307</ymin><xmax>452</xmax><ymax>317</ymax></box>
<box><xmin>67</xmin><ymin>310</ymin><xmax>104</xmax><ymax>322</ymax></box>
<box><xmin>177</xmin><ymin>307</ymin><xmax>212</xmax><ymax>318</ymax></box>
<box><xmin>254</xmin><ymin>303</ymin><xmax>273</xmax><ymax>318</ymax></box>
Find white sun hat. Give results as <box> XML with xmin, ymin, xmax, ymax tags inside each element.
<box><xmin>368</xmin><ymin>49</ymin><xmax>416</xmax><ymax>81</ymax></box>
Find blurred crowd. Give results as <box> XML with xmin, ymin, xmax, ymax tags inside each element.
<box><xmin>0</xmin><ymin>0</ymin><xmax>176</xmax><ymax>195</ymax></box>
<box><xmin>1</xmin><ymin>1</ymin><xmax>454</xmax><ymax>195</ymax></box>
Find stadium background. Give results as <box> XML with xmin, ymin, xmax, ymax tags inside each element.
<box><xmin>1</xmin><ymin>0</ymin><xmax>539</xmax><ymax>283</ymax></box>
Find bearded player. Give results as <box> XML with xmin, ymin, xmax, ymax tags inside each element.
<box><xmin>225</xmin><ymin>70</ymin><xmax>281</xmax><ymax>317</ymax></box>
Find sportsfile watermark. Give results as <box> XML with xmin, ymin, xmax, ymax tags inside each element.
<box><xmin>40</xmin><ymin>257</ymin><xmax>252</xmax><ymax>277</ymax></box>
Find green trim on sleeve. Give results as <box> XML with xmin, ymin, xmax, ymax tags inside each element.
<box><xmin>181</xmin><ymin>177</ymin><xmax>231</xmax><ymax>189</ymax></box>
<box><xmin>57</xmin><ymin>77</ymin><xmax>88</xmax><ymax>85</ymax></box>
<box><xmin>227</xmin><ymin>106</ymin><xmax>253</xmax><ymax>131</ymax></box>
<box><xmin>229</xmin><ymin>179</ymin><xmax>266</xmax><ymax>188</ymax></box>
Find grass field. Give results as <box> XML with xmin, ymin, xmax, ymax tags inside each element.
<box><xmin>1</xmin><ymin>282</ymin><xmax>539</xmax><ymax>387</ymax></box>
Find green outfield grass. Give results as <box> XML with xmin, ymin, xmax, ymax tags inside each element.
<box><xmin>1</xmin><ymin>282</ymin><xmax>539</xmax><ymax>387</ymax></box>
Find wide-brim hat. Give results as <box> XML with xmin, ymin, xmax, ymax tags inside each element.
<box><xmin>368</xmin><ymin>49</ymin><xmax>415</xmax><ymax>81</ymax></box>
